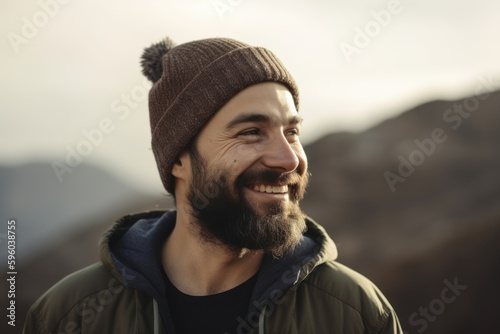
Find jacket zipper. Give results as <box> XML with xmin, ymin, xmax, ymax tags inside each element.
<box><xmin>153</xmin><ymin>299</ymin><xmax>159</xmax><ymax>334</ymax></box>
<box><xmin>258</xmin><ymin>305</ymin><xmax>266</xmax><ymax>334</ymax></box>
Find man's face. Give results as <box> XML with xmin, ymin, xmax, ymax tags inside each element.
<box><xmin>182</xmin><ymin>82</ymin><xmax>309</xmax><ymax>257</ymax></box>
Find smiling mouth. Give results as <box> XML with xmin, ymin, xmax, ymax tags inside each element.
<box><xmin>252</xmin><ymin>184</ymin><xmax>289</xmax><ymax>194</ymax></box>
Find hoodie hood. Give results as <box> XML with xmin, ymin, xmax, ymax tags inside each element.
<box><xmin>99</xmin><ymin>210</ymin><xmax>338</xmax><ymax>332</ymax></box>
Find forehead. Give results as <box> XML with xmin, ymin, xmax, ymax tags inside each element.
<box><xmin>207</xmin><ymin>82</ymin><xmax>299</xmax><ymax>129</ymax></box>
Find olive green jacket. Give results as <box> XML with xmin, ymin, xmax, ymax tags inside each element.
<box><xmin>23</xmin><ymin>211</ymin><xmax>403</xmax><ymax>334</ymax></box>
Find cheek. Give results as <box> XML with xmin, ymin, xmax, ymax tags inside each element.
<box><xmin>223</xmin><ymin>144</ymin><xmax>261</xmax><ymax>172</ymax></box>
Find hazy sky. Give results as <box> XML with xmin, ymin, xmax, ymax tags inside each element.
<box><xmin>2</xmin><ymin>0</ymin><xmax>500</xmax><ymax>192</ymax></box>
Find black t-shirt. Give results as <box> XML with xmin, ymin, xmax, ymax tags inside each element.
<box><xmin>164</xmin><ymin>272</ymin><xmax>258</xmax><ymax>334</ymax></box>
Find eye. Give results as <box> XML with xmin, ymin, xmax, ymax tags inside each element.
<box><xmin>239</xmin><ymin>128</ymin><xmax>261</xmax><ymax>136</ymax></box>
<box><xmin>285</xmin><ymin>128</ymin><xmax>300</xmax><ymax>137</ymax></box>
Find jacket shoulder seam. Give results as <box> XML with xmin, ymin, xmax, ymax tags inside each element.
<box><xmin>29</xmin><ymin>305</ymin><xmax>49</xmax><ymax>334</ymax></box>
<box><xmin>46</xmin><ymin>282</ymin><xmax>125</xmax><ymax>333</ymax></box>
<box><xmin>33</xmin><ymin>264</ymin><xmax>125</xmax><ymax>333</ymax></box>
<box><xmin>300</xmin><ymin>279</ymin><xmax>390</xmax><ymax>333</ymax></box>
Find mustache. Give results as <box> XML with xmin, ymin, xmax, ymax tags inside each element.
<box><xmin>238</xmin><ymin>169</ymin><xmax>304</xmax><ymax>187</ymax></box>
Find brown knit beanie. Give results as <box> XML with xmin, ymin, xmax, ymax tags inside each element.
<box><xmin>140</xmin><ymin>37</ymin><xmax>299</xmax><ymax>194</ymax></box>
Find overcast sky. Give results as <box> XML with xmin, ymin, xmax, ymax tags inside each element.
<box><xmin>2</xmin><ymin>0</ymin><xmax>500</xmax><ymax>192</ymax></box>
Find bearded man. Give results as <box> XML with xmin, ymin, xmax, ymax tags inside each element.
<box><xmin>23</xmin><ymin>37</ymin><xmax>403</xmax><ymax>334</ymax></box>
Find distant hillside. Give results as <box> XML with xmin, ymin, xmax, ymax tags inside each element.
<box><xmin>373</xmin><ymin>212</ymin><xmax>500</xmax><ymax>334</ymax></box>
<box><xmin>303</xmin><ymin>90</ymin><xmax>500</xmax><ymax>272</ymax></box>
<box><xmin>0</xmin><ymin>162</ymin><xmax>173</xmax><ymax>333</ymax></box>
<box><xmin>0</xmin><ymin>162</ymin><xmax>171</xmax><ymax>260</ymax></box>
<box><xmin>301</xmin><ymin>90</ymin><xmax>500</xmax><ymax>333</ymax></box>
<box><xmin>3</xmin><ymin>90</ymin><xmax>499</xmax><ymax>333</ymax></box>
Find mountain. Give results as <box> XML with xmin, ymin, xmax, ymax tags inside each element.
<box><xmin>301</xmin><ymin>90</ymin><xmax>500</xmax><ymax>333</ymax></box>
<box><xmin>0</xmin><ymin>162</ymin><xmax>171</xmax><ymax>261</ymax></box>
<box><xmin>0</xmin><ymin>162</ymin><xmax>173</xmax><ymax>333</ymax></box>
<box><xmin>303</xmin><ymin>92</ymin><xmax>500</xmax><ymax>272</ymax></box>
<box><xmin>2</xmin><ymin>90</ymin><xmax>499</xmax><ymax>333</ymax></box>
<box><xmin>373</xmin><ymin>212</ymin><xmax>500</xmax><ymax>334</ymax></box>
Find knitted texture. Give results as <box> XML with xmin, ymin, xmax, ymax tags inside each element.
<box><xmin>142</xmin><ymin>37</ymin><xmax>299</xmax><ymax>193</ymax></box>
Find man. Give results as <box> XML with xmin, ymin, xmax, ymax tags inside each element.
<box><xmin>24</xmin><ymin>37</ymin><xmax>403</xmax><ymax>334</ymax></box>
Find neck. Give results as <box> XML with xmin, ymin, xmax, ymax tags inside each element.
<box><xmin>162</xmin><ymin>208</ymin><xmax>264</xmax><ymax>296</ymax></box>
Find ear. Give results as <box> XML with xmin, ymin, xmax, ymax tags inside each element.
<box><xmin>171</xmin><ymin>149</ymin><xmax>190</xmax><ymax>180</ymax></box>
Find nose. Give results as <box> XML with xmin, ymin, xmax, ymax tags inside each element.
<box><xmin>260</xmin><ymin>134</ymin><xmax>301</xmax><ymax>173</ymax></box>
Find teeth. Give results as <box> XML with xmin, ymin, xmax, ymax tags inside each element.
<box><xmin>252</xmin><ymin>184</ymin><xmax>288</xmax><ymax>194</ymax></box>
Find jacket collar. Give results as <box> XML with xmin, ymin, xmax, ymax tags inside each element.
<box><xmin>100</xmin><ymin>210</ymin><xmax>338</xmax><ymax>331</ymax></box>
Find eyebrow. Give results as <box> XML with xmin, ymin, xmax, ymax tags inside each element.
<box><xmin>225</xmin><ymin>112</ymin><xmax>303</xmax><ymax>130</ymax></box>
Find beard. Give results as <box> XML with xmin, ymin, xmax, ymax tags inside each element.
<box><xmin>186</xmin><ymin>145</ymin><xmax>309</xmax><ymax>258</ymax></box>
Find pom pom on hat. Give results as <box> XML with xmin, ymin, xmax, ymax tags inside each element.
<box><xmin>140</xmin><ymin>37</ymin><xmax>176</xmax><ymax>83</ymax></box>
